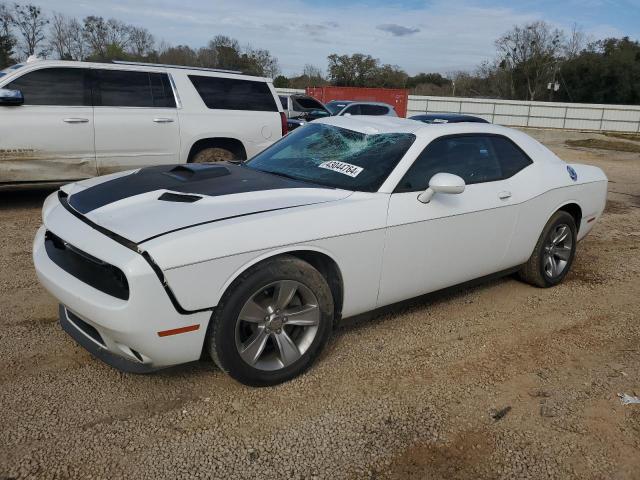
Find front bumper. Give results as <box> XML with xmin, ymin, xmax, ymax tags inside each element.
<box><xmin>33</xmin><ymin>196</ymin><xmax>211</xmax><ymax>371</ymax></box>
<box><xmin>59</xmin><ymin>304</ymin><xmax>158</xmax><ymax>373</ymax></box>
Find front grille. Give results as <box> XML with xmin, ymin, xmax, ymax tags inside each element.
<box><xmin>66</xmin><ymin>309</ymin><xmax>105</xmax><ymax>347</ymax></box>
<box><xmin>45</xmin><ymin>231</ymin><xmax>130</xmax><ymax>300</ymax></box>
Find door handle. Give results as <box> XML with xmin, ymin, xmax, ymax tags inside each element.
<box><xmin>153</xmin><ymin>117</ymin><xmax>174</xmax><ymax>123</ymax></box>
<box><xmin>498</xmin><ymin>191</ymin><xmax>512</xmax><ymax>200</ymax></box>
<box><xmin>63</xmin><ymin>118</ymin><xmax>89</xmax><ymax>123</ymax></box>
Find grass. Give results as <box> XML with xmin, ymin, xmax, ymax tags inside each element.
<box><xmin>602</xmin><ymin>132</ymin><xmax>640</xmax><ymax>142</ymax></box>
<box><xmin>565</xmin><ymin>138</ymin><xmax>640</xmax><ymax>153</ymax></box>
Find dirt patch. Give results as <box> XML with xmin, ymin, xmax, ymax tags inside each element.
<box><xmin>566</xmin><ymin>138</ymin><xmax>640</xmax><ymax>153</ymax></box>
<box><xmin>605</xmin><ymin>199</ymin><xmax>631</xmax><ymax>215</ymax></box>
<box><xmin>386</xmin><ymin>431</ymin><xmax>493</xmax><ymax>480</ymax></box>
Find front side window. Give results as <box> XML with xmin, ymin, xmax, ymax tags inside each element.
<box><xmin>343</xmin><ymin>104</ymin><xmax>361</xmax><ymax>115</ymax></box>
<box><xmin>293</xmin><ymin>97</ymin><xmax>324</xmax><ymax>110</ymax></box>
<box><xmin>6</xmin><ymin>67</ymin><xmax>89</xmax><ymax>106</ymax></box>
<box><xmin>325</xmin><ymin>101</ymin><xmax>349</xmax><ymax>115</ymax></box>
<box><xmin>246</xmin><ymin>123</ymin><xmax>415</xmax><ymax>192</ymax></box>
<box><xmin>396</xmin><ymin>135</ymin><xmax>504</xmax><ymax>192</ymax></box>
<box><xmin>189</xmin><ymin>75</ymin><xmax>277</xmax><ymax>111</ymax></box>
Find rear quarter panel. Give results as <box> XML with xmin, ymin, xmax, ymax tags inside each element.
<box><xmin>172</xmin><ymin>72</ymin><xmax>282</xmax><ymax>160</ymax></box>
<box><xmin>508</xmin><ymin>161</ymin><xmax>607</xmax><ymax>265</ymax></box>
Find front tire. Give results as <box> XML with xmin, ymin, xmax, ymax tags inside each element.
<box><xmin>208</xmin><ymin>256</ymin><xmax>334</xmax><ymax>387</ymax></box>
<box><xmin>519</xmin><ymin>210</ymin><xmax>577</xmax><ymax>288</ymax></box>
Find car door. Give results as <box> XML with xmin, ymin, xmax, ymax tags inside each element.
<box><xmin>0</xmin><ymin>66</ymin><xmax>96</xmax><ymax>184</ymax></box>
<box><xmin>378</xmin><ymin>134</ymin><xmax>519</xmax><ymax>306</ymax></box>
<box><xmin>93</xmin><ymin>68</ymin><xmax>179</xmax><ymax>175</ymax></box>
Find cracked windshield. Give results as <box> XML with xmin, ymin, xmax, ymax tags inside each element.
<box><xmin>246</xmin><ymin>123</ymin><xmax>415</xmax><ymax>191</ymax></box>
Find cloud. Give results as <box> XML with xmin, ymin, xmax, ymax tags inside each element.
<box><xmin>39</xmin><ymin>0</ymin><xmax>634</xmax><ymax>76</ymax></box>
<box><xmin>376</xmin><ymin>23</ymin><xmax>420</xmax><ymax>36</ymax></box>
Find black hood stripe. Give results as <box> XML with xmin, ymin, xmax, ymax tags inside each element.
<box><xmin>68</xmin><ymin>163</ymin><xmax>321</xmax><ymax>214</ymax></box>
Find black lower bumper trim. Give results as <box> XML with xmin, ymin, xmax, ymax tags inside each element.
<box><xmin>59</xmin><ymin>304</ymin><xmax>158</xmax><ymax>374</ymax></box>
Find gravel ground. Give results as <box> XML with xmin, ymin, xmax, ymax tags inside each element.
<box><xmin>1</xmin><ymin>128</ymin><xmax>639</xmax><ymax>480</ymax></box>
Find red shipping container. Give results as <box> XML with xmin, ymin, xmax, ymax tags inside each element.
<box><xmin>306</xmin><ymin>86</ymin><xmax>409</xmax><ymax>118</ymax></box>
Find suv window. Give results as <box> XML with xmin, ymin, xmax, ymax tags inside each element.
<box><xmin>360</xmin><ymin>104</ymin><xmax>389</xmax><ymax>115</ymax></box>
<box><xmin>6</xmin><ymin>67</ymin><xmax>89</xmax><ymax>106</ymax></box>
<box><xmin>492</xmin><ymin>136</ymin><xmax>532</xmax><ymax>178</ymax></box>
<box><xmin>279</xmin><ymin>96</ymin><xmax>288</xmax><ymax>109</ymax></box>
<box><xmin>189</xmin><ymin>75</ymin><xmax>277</xmax><ymax>111</ymax></box>
<box><xmin>396</xmin><ymin>135</ymin><xmax>504</xmax><ymax>192</ymax></box>
<box><xmin>95</xmin><ymin>69</ymin><xmax>175</xmax><ymax>108</ymax></box>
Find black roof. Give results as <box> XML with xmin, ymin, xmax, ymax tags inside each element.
<box><xmin>409</xmin><ymin>113</ymin><xmax>489</xmax><ymax>124</ymax></box>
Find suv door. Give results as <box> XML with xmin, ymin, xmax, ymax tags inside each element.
<box><xmin>93</xmin><ymin>69</ymin><xmax>179</xmax><ymax>174</ymax></box>
<box><xmin>378</xmin><ymin>134</ymin><xmax>519</xmax><ymax>306</ymax></box>
<box><xmin>0</xmin><ymin>66</ymin><xmax>96</xmax><ymax>184</ymax></box>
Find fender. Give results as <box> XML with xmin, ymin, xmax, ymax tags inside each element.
<box><xmin>216</xmin><ymin>245</ymin><xmax>343</xmax><ymax>302</ymax></box>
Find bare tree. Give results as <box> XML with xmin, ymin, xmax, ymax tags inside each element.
<box><xmin>245</xmin><ymin>45</ymin><xmax>279</xmax><ymax>77</ymax></box>
<box><xmin>11</xmin><ymin>3</ymin><xmax>48</xmax><ymax>58</ymax></box>
<box><xmin>49</xmin><ymin>13</ymin><xmax>86</xmax><ymax>60</ymax></box>
<box><xmin>82</xmin><ymin>15</ymin><xmax>107</xmax><ymax>58</ymax></box>
<box><xmin>83</xmin><ymin>16</ymin><xmax>130</xmax><ymax>60</ymax></box>
<box><xmin>0</xmin><ymin>3</ymin><xmax>16</xmax><ymax>68</ymax></box>
<box><xmin>66</xmin><ymin>17</ymin><xmax>86</xmax><ymax>60</ymax></box>
<box><xmin>128</xmin><ymin>26</ymin><xmax>154</xmax><ymax>58</ymax></box>
<box><xmin>495</xmin><ymin>21</ymin><xmax>564</xmax><ymax>100</ymax></box>
<box><xmin>564</xmin><ymin>23</ymin><xmax>587</xmax><ymax>59</ymax></box>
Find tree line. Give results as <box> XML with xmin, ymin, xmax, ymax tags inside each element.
<box><xmin>0</xmin><ymin>2</ymin><xmax>280</xmax><ymax>77</ymax></box>
<box><xmin>1</xmin><ymin>2</ymin><xmax>638</xmax><ymax>105</ymax></box>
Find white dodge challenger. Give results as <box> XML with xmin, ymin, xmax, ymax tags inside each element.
<box><xmin>33</xmin><ymin>116</ymin><xmax>607</xmax><ymax>386</ymax></box>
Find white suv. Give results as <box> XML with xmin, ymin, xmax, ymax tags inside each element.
<box><xmin>0</xmin><ymin>59</ymin><xmax>286</xmax><ymax>188</ymax></box>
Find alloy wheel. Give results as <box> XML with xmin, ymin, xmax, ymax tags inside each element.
<box><xmin>542</xmin><ymin>223</ymin><xmax>573</xmax><ymax>278</ymax></box>
<box><xmin>235</xmin><ymin>280</ymin><xmax>320</xmax><ymax>371</ymax></box>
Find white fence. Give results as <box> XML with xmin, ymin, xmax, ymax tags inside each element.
<box><xmin>275</xmin><ymin>88</ymin><xmax>640</xmax><ymax>133</ymax></box>
<box><xmin>409</xmin><ymin>95</ymin><xmax>640</xmax><ymax>133</ymax></box>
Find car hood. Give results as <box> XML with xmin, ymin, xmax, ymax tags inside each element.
<box><xmin>62</xmin><ymin>163</ymin><xmax>352</xmax><ymax>244</ymax></box>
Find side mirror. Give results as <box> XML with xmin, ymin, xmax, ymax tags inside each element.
<box><xmin>417</xmin><ymin>173</ymin><xmax>465</xmax><ymax>204</ymax></box>
<box><xmin>0</xmin><ymin>88</ymin><xmax>24</xmax><ymax>105</ymax></box>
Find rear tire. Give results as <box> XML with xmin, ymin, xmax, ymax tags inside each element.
<box><xmin>518</xmin><ymin>210</ymin><xmax>577</xmax><ymax>288</ymax></box>
<box><xmin>207</xmin><ymin>255</ymin><xmax>334</xmax><ymax>387</ymax></box>
<box><xmin>191</xmin><ymin>147</ymin><xmax>236</xmax><ymax>163</ymax></box>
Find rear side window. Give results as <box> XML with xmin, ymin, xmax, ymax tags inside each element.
<box><xmin>7</xmin><ymin>67</ymin><xmax>89</xmax><ymax>106</ymax></box>
<box><xmin>189</xmin><ymin>75</ymin><xmax>277</xmax><ymax>111</ymax></box>
<box><xmin>360</xmin><ymin>104</ymin><xmax>389</xmax><ymax>115</ymax></box>
<box><xmin>491</xmin><ymin>136</ymin><xmax>532</xmax><ymax>178</ymax></box>
<box><xmin>95</xmin><ymin>70</ymin><xmax>175</xmax><ymax>108</ymax></box>
<box><xmin>279</xmin><ymin>96</ymin><xmax>288</xmax><ymax>109</ymax></box>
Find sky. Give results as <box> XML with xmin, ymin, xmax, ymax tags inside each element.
<box><xmin>43</xmin><ymin>0</ymin><xmax>640</xmax><ymax>75</ymax></box>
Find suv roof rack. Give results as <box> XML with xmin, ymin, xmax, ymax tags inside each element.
<box><xmin>111</xmin><ymin>60</ymin><xmax>243</xmax><ymax>75</ymax></box>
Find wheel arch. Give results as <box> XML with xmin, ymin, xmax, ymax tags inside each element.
<box><xmin>555</xmin><ymin>201</ymin><xmax>583</xmax><ymax>233</ymax></box>
<box><xmin>218</xmin><ymin>247</ymin><xmax>344</xmax><ymax>323</ymax></box>
<box><xmin>187</xmin><ymin>137</ymin><xmax>247</xmax><ymax>162</ymax></box>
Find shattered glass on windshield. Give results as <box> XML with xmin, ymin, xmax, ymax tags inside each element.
<box><xmin>246</xmin><ymin>123</ymin><xmax>415</xmax><ymax>192</ymax></box>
